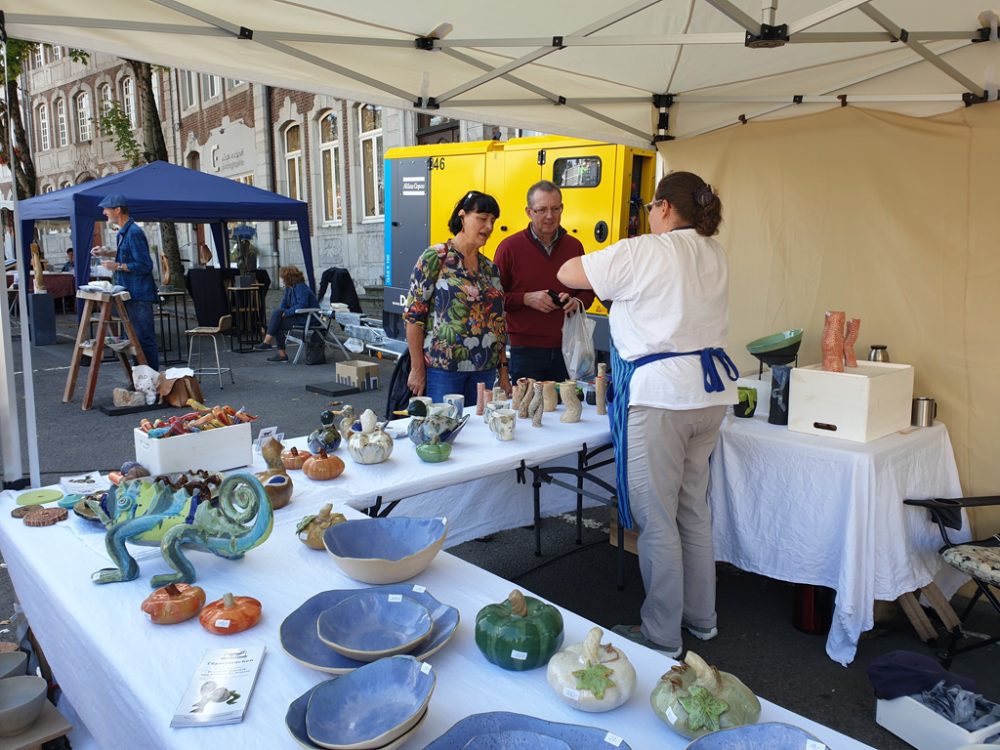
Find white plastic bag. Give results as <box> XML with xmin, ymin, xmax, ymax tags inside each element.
<box><xmin>561</xmin><ymin>300</ymin><xmax>596</xmax><ymax>380</ymax></box>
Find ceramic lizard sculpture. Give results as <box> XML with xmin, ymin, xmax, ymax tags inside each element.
<box><xmin>88</xmin><ymin>473</ymin><xmax>273</xmax><ymax>587</ymax></box>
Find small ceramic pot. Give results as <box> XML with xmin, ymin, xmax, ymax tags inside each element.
<box><xmin>262</xmin><ymin>473</ymin><xmax>293</xmax><ymax>509</ymax></box>
<box><xmin>734</xmin><ymin>386</ymin><xmax>757</xmax><ymax>418</ymax></box>
<box><xmin>489</xmin><ymin>408</ymin><xmax>517</xmax><ymax>441</ymax></box>
<box><xmin>416</xmin><ymin>442</ymin><xmax>452</xmax><ymax>463</ymax></box>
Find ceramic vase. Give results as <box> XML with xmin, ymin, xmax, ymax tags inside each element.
<box><xmin>529</xmin><ymin>382</ymin><xmax>545</xmax><ymax>427</ymax></box>
<box><xmin>493</xmin><ymin>386</ymin><xmax>507</xmax><ymax>402</ymax></box>
<box><xmin>595</xmin><ymin>363</ymin><xmax>608</xmax><ymax>416</ymax></box>
<box><xmin>821</xmin><ymin>310</ymin><xmax>846</xmax><ymax>372</ymax></box>
<box><xmin>518</xmin><ymin>379</ymin><xmax>535</xmax><ymax>419</ymax></box>
<box><xmin>768</xmin><ymin>365</ymin><xmax>792</xmax><ymax>426</ymax></box>
<box><xmin>559</xmin><ymin>381</ymin><xmax>581</xmax><ymax>423</ymax></box>
<box><xmin>489</xmin><ymin>408</ymin><xmax>517</xmax><ymax>441</ymax></box>
<box><xmin>512</xmin><ymin>379</ymin><xmax>527</xmax><ymax>412</ymax></box>
<box><xmin>844</xmin><ymin>317</ymin><xmax>861</xmax><ymax>367</ymax></box>
<box><xmin>476</xmin><ymin>382</ymin><xmax>487</xmax><ymax>416</ymax></box>
<box><xmin>542</xmin><ymin>381</ymin><xmax>558</xmax><ymax>412</ymax></box>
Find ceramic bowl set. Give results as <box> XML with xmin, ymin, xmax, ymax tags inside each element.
<box><xmin>322</xmin><ymin>516</ymin><xmax>448</xmax><ymax>585</ymax></box>
<box><xmin>0</xmin><ymin>666</ymin><xmax>47</xmax><ymax>738</ymax></box>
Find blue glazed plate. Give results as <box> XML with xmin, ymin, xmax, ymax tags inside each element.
<box><xmin>316</xmin><ymin>592</ymin><xmax>433</xmax><ymax>661</ymax></box>
<box><xmin>683</xmin><ymin>722</ymin><xmax>828</xmax><ymax>749</ymax></box>
<box><xmin>423</xmin><ymin>711</ymin><xmax>633</xmax><ymax>749</ymax></box>
<box><xmin>280</xmin><ymin>585</ymin><xmax>460</xmax><ymax>674</ymax></box>
<box><xmin>305</xmin><ymin>655</ymin><xmax>435</xmax><ymax>750</ymax></box>
<box><xmin>285</xmin><ymin>678</ymin><xmax>429</xmax><ymax>750</ymax></box>
<box><xmin>462</xmin><ymin>729</ymin><xmax>572</xmax><ymax>749</ymax></box>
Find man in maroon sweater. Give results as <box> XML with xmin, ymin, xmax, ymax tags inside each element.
<box><xmin>494</xmin><ymin>181</ymin><xmax>596</xmax><ymax>382</ymax></box>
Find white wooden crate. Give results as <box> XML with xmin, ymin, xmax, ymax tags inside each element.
<box><xmin>133</xmin><ymin>422</ymin><xmax>252</xmax><ymax>475</ymax></box>
<box><xmin>876</xmin><ymin>696</ymin><xmax>1000</xmax><ymax>750</ymax></box>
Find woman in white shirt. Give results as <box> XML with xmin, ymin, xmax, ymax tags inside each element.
<box><xmin>557</xmin><ymin>171</ymin><xmax>736</xmax><ymax>658</ymax></box>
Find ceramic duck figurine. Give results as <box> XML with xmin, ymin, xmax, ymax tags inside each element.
<box><xmin>255</xmin><ymin>437</ymin><xmax>293</xmax><ymax>509</ymax></box>
<box><xmin>337</xmin><ymin>405</ymin><xmax>356</xmax><ymax>441</ymax></box>
<box><xmin>347</xmin><ymin>409</ymin><xmax>394</xmax><ymax>464</ymax></box>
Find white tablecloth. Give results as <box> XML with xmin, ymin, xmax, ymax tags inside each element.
<box><xmin>708</xmin><ymin>416</ymin><xmax>968</xmax><ymax>665</ymax></box>
<box><xmin>0</xmin><ymin>500</ymin><xmax>873</xmax><ymax>750</ymax></box>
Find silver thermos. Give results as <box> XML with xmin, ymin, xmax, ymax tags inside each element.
<box><xmin>868</xmin><ymin>345</ymin><xmax>889</xmax><ymax>362</ymax></box>
<box><xmin>911</xmin><ymin>397</ymin><xmax>937</xmax><ymax>427</ymax></box>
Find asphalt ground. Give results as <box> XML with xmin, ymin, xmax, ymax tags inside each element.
<box><xmin>0</xmin><ymin>299</ymin><xmax>997</xmax><ymax>749</ymax></box>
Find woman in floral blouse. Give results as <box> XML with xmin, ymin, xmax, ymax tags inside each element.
<box><xmin>403</xmin><ymin>190</ymin><xmax>511</xmax><ymax>403</ymax></box>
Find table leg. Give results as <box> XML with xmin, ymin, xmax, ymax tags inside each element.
<box><xmin>533</xmin><ymin>468</ymin><xmax>543</xmax><ymax>557</ymax></box>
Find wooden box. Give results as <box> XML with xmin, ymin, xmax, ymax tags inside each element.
<box><xmin>133</xmin><ymin>422</ymin><xmax>252</xmax><ymax>475</ymax></box>
<box><xmin>608</xmin><ymin>508</ymin><xmax>638</xmax><ymax>555</ymax></box>
<box><xmin>335</xmin><ymin>360</ymin><xmax>380</xmax><ymax>391</ymax></box>
<box><xmin>876</xmin><ymin>695</ymin><xmax>1000</xmax><ymax>750</ymax></box>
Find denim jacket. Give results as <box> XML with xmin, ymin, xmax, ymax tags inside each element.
<box><xmin>113</xmin><ymin>219</ymin><xmax>157</xmax><ymax>302</ymax></box>
<box><xmin>278</xmin><ymin>282</ymin><xmax>319</xmax><ymax>324</ymax></box>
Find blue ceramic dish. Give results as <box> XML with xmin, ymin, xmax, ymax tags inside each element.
<box><xmin>280</xmin><ymin>585</ymin><xmax>460</xmax><ymax>674</ymax></box>
<box><xmin>316</xmin><ymin>591</ymin><xmax>433</xmax><ymax>661</ymax></box>
<box><xmin>423</xmin><ymin>711</ymin><xmax>634</xmax><ymax>749</ymax></box>
<box><xmin>461</xmin><ymin>730</ymin><xmax>572</xmax><ymax>749</ymax></box>
<box><xmin>683</xmin><ymin>722</ymin><xmax>828</xmax><ymax>749</ymax></box>
<box><xmin>285</xmin><ymin>678</ymin><xmax>429</xmax><ymax>750</ymax></box>
<box><xmin>323</xmin><ymin>516</ymin><xmax>448</xmax><ymax>584</ymax></box>
<box><xmin>406</xmin><ymin>413</ymin><xmax>470</xmax><ymax>445</ymax></box>
<box><xmin>304</xmin><ymin>655</ymin><xmax>435</xmax><ymax>750</ymax></box>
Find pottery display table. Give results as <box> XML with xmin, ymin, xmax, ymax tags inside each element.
<box><xmin>0</xmin><ymin>495</ymin><xmax>873</xmax><ymax>750</ymax></box>
<box><xmin>708</xmin><ymin>414</ymin><xmax>968</xmax><ymax>665</ymax></box>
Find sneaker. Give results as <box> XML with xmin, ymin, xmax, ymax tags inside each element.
<box><xmin>685</xmin><ymin>624</ymin><xmax>718</xmax><ymax>641</ymax></box>
<box><xmin>611</xmin><ymin>624</ymin><xmax>683</xmax><ymax>659</ymax></box>
<box><xmin>253</xmin><ymin>342</ymin><xmax>273</xmax><ymax>351</ymax></box>
<box><xmin>266</xmin><ymin>354</ymin><xmax>289</xmax><ymax>362</ymax></box>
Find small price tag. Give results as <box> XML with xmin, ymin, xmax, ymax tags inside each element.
<box><xmin>214</xmin><ymin>618</ymin><xmax>231</xmax><ymax>629</ymax></box>
<box><xmin>562</xmin><ymin>687</ymin><xmax>581</xmax><ymax>701</ymax></box>
<box><xmin>510</xmin><ymin>649</ymin><xmax>528</xmax><ymax>661</ymax></box>
<box><xmin>387</xmin><ymin>594</ymin><xmax>403</xmax><ymax>603</ymax></box>
<box><xmin>603</xmin><ymin>732</ymin><xmax>624</xmax><ymax>747</ymax></box>
<box><xmin>411</xmin><ymin>585</ymin><xmax>426</xmax><ymax>593</ymax></box>
<box><xmin>420</xmin><ymin>662</ymin><xmax>432</xmax><ymax>674</ymax></box>
<box><xmin>805</xmin><ymin>742</ymin><xmax>827</xmax><ymax>750</ymax></box>
<box><xmin>666</xmin><ymin>705</ymin><xmax>678</xmax><ymax>723</ymax></box>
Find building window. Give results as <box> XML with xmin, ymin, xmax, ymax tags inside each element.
<box><xmin>201</xmin><ymin>74</ymin><xmax>221</xmax><ymax>100</ymax></box>
<box><xmin>55</xmin><ymin>98</ymin><xmax>68</xmax><ymax>147</ymax></box>
<box><xmin>120</xmin><ymin>77</ymin><xmax>136</xmax><ymax>128</ymax></box>
<box><xmin>233</xmin><ymin>174</ymin><xmax>254</xmax><ymax>186</ymax></box>
<box><xmin>60</xmin><ymin>181</ymin><xmax>71</xmax><ymax>189</ymax></box>
<box><xmin>284</xmin><ymin>124</ymin><xmax>303</xmax><ymax>211</ymax></box>
<box><xmin>226</xmin><ymin>79</ymin><xmax>244</xmax><ymax>91</ymax></box>
<box><xmin>99</xmin><ymin>83</ymin><xmax>113</xmax><ymax>116</ymax></box>
<box><xmin>75</xmin><ymin>91</ymin><xmax>92</xmax><ymax>141</ymax></box>
<box><xmin>51</xmin><ymin>46</ymin><xmax>63</xmax><ymax>60</ymax></box>
<box><xmin>358</xmin><ymin>104</ymin><xmax>384</xmax><ymax>219</ymax></box>
<box><xmin>180</xmin><ymin>70</ymin><xmax>198</xmax><ymax>110</ymax></box>
<box><xmin>319</xmin><ymin>111</ymin><xmax>343</xmax><ymax>224</ymax></box>
<box><xmin>151</xmin><ymin>70</ymin><xmax>161</xmax><ymax>115</ymax></box>
<box><xmin>38</xmin><ymin>104</ymin><xmax>50</xmax><ymax>151</ymax></box>
<box><xmin>30</xmin><ymin>46</ymin><xmax>44</xmax><ymax>70</ymax></box>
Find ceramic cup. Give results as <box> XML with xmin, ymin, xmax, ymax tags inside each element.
<box><xmin>443</xmin><ymin>394</ymin><xmax>465</xmax><ymax>418</ymax></box>
<box><xmin>483</xmin><ymin>399</ymin><xmax>510</xmax><ymax>424</ymax></box>
<box><xmin>489</xmin><ymin>408</ymin><xmax>517</xmax><ymax>441</ymax></box>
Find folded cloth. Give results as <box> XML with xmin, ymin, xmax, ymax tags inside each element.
<box><xmin>919</xmin><ymin>680</ymin><xmax>1000</xmax><ymax>730</ymax></box>
<box><xmin>867</xmin><ymin>650</ymin><xmax>976</xmax><ymax>699</ymax></box>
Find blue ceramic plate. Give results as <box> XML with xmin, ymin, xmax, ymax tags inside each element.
<box><xmin>683</xmin><ymin>722</ymin><xmax>828</xmax><ymax>749</ymax></box>
<box><xmin>285</xmin><ymin>678</ymin><xmax>429</xmax><ymax>750</ymax></box>
<box><xmin>423</xmin><ymin>712</ymin><xmax>633</xmax><ymax>749</ymax></box>
<box><xmin>316</xmin><ymin>592</ymin><xmax>433</xmax><ymax>661</ymax></box>
<box><xmin>280</xmin><ymin>585</ymin><xmax>460</xmax><ymax>674</ymax></box>
<box><xmin>305</xmin><ymin>655</ymin><xmax>435</xmax><ymax>750</ymax></box>
<box><xmin>462</xmin><ymin>730</ymin><xmax>572</xmax><ymax>749</ymax></box>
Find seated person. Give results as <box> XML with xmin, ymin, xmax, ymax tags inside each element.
<box><xmin>61</xmin><ymin>248</ymin><xmax>74</xmax><ymax>272</ymax></box>
<box><xmin>253</xmin><ymin>265</ymin><xmax>318</xmax><ymax>362</ymax></box>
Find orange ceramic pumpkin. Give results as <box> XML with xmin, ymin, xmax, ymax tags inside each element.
<box><xmin>281</xmin><ymin>446</ymin><xmax>312</xmax><ymax>470</ymax></box>
<box><xmin>141</xmin><ymin>583</ymin><xmax>206</xmax><ymax>624</ymax></box>
<box><xmin>199</xmin><ymin>593</ymin><xmax>262</xmax><ymax>635</ymax></box>
<box><xmin>302</xmin><ymin>449</ymin><xmax>345</xmax><ymax>481</ymax></box>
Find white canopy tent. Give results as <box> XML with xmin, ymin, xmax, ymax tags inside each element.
<box><xmin>2</xmin><ymin>2</ymin><xmax>1000</xmax><ymax>521</ymax></box>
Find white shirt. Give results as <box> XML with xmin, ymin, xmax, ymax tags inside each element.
<box><xmin>580</xmin><ymin>229</ymin><xmax>737</xmax><ymax>410</ymax></box>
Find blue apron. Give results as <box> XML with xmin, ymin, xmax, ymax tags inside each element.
<box><xmin>607</xmin><ymin>345</ymin><xmax>738</xmax><ymax>529</ymax></box>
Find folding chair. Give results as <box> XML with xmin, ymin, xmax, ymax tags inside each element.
<box><xmin>903</xmin><ymin>495</ymin><xmax>1000</xmax><ymax>666</ymax></box>
<box><xmin>285</xmin><ymin>307</ymin><xmax>351</xmax><ymax>364</ymax></box>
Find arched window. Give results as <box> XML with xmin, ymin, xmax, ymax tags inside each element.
<box><xmin>76</xmin><ymin>91</ymin><xmax>92</xmax><ymax>141</ymax></box>
<box><xmin>357</xmin><ymin>104</ymin><xmax>384</xmax><ymax>219</ymax></box>
<box><xmin>120</xmin><ymin>77</ymin><xmax>136</xmax><ymax>128</ymax></box>
<box><xmin>60</xmin><ymin>181</ymin><xmax>72</xmax><ymax>190</ymax></box>
<box><xmin>99</xmin><ymin>83</ymin><xmax>113</xmax><ymax>117</ymax></box>
<box><xmin>319</xmin><ymin>111</ymin><xmax>342</xmax><ymax>224</ymax></box>
<box><xmin>283</xmin><ymin>123</ymin><xmax>303</xmax><ymax>204</ymax></box>
<box><xmin>55</xmin><ymin>98</ymin><xmax>69</xmax><ymax>147</ymax></box>
<box><xmin>37</xmin><ymin>104</ymin><xmax>50</xmax><ymax>151</ymax></box>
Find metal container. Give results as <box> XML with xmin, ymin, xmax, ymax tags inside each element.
<box><xmin>911</xmin><ymin>397</ymin><xmax>937</xmax><ymax>427</ymax></box>
<box><xmin>868</xmin><ymin>345</ymin><xmax>890</xmax><ymax>362</ymax></box>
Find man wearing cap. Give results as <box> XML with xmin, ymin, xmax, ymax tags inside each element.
<box><xmin>92</xmin><ymin>194</ymin><xmax>160</xmax><ymax>370</ymax></box>
<box><xmin>493</xmin><ymin>180</ymin><xmax>595</xmax><ymax>383</ymax></box>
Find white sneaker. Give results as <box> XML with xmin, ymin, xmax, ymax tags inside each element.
<box><xmin>685</xmin><ymin>624</ymin><xmax>718</xmax><ymax>641</ymax></box>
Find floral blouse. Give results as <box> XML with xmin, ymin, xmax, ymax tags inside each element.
<box><xmin>403</xmin><ymin>241</ymin><xmax>507</xmax><ymax>371</ymax></box>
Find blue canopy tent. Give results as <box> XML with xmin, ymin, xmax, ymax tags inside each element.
<box><xmin>17</xmin><ymin>161</ymin><xmax>315</xmax><ymax>292</ymax></box>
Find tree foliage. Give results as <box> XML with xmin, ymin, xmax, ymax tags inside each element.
<box><xmin>98</xmin><ymin>103</ymin><xmax>143</xmax><ymax>167</ymax></box>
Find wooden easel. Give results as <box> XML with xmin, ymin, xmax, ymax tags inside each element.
<box><xmin>64</xmin><ymin>289</ymin><xmax>147</xmax><ymax>410</ymax></box>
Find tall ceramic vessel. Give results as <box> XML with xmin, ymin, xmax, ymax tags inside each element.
<box><xmin>542</xmin><ymin>381</ymin><xmax>558</xmax><ymax>412</ymax></box>
<box><xmin>843</xmin><ymin>318</ymin><xmax>861</xmax><ymax>367</ymax></box>
<box><xmin>821</xmin><ymin>311</ymin><xmax>846</xmax><ymax>372</ymax></box>
<box><xmin>595</xmin><ymin>363</ymin><xmax>607</xmax><ymax>416</ymax></box>
<box><xmin>529</xmin><ymin>382</ymin><xmax>545</xmax><ymax>427</ymax></box>
<box><xmin>476</xmin><ymin>382</ymin><xmax>487</xmax><ymax>416</ymax></box>
<box><xmin>768</xmin><ymin>365</ymin><xmax>792</xmax><ymax>426</ymax></box>
<box><xmin>559</xmin><ymin>381</ymin><xmax>581</xmax><ymax>423</ymax></box>
<box><xmin>518</xmin><ymin>379</ymin><xmax>535</xmax><ymax>419</ymax></box>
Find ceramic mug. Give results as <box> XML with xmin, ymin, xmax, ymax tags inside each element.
<box><xmin>484</xmin><ymin>399</ymin><xmax>510</xmax><ymax>424</ymax></box>
<box><xmin>443</xmin><ymin>393</ymin><xmax>465</xmax><ymax>418</ymax></box>
<box><xmin>489</xmin><ymin>408</ymin><xmax>517</xmax><ymax>441</ymax></box>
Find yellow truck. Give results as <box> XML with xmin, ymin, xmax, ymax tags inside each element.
<box><xmin>382</xmin><ymin>135</ymin><xmax>657</xmax><ymax>347</ymax></box>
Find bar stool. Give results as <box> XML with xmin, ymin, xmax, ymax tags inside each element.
<box><xmin>186</xmin><ymin>314</ymin><xmax>234</xmax><ymax>389</ymax></box>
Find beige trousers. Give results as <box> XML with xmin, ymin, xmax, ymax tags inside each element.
<box><xmin>627</xmin><ymin>404</ymin><xmax>726</xmax><ymax>648</ymax></box>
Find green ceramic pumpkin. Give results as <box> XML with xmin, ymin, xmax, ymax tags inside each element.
<box><xmin>475</xmin><ymin>589</ymin><xmax>564</xmax><ymax>671</ymax></box>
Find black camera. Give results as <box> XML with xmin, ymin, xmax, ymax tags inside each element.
<box><xmin>547</xmin><ymin>290</ymin><xmax>563</xmax><ymax>305</ymax></box>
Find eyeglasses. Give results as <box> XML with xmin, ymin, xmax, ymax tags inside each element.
<box><xmin>644</xmin><ymin>199</ymin><xmax>665</xmax><ymax>213</ymax></box>
<box><xmin>529</xmin><ymin>205</ymin><xmax>563</xmax><ymax>215</ymax></box>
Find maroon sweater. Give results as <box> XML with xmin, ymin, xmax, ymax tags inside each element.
<box><xmin>494</xmin><ymin>226</ymin><xmax>596</xmax><ymax>348</ymax></box>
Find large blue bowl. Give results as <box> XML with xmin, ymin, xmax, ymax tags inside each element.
<box><xmin>683</xmin><ymin>722</ymin><xmax>828</xmax><ymax>749</ymax></box>
<box><xmin>424</xmin><ymin>712</ymin><xmax>634</xmax><ymax>749</ymax></box>
<box><xmin>323</xmin><ymin>516</ymin><xmax>448</xmax><ymax>584</ymax></box>
<box><xmin>304</xmin><ymin>655</ymin><xmax>435</xmax><ymax>750</ymax></box>
<box><xmin>316</xmin><ymin>592</ymin><xmax>433</xmax><ymax>661</ymax></box>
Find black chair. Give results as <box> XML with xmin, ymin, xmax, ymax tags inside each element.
<box><xmin>903</xmin><ymin>495</ymin><xmax>1000</xmax><ymax>666</ymax></box>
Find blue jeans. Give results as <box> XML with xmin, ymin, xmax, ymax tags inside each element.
<box><xmin>266</xmin><ymin>308</ymin><xmax>297</xmax><ymax>348</ymax></box>
<box><xmin>509</xmin><ymin>346</ymin><xmax>568</xmax><ymax>384</ymax></box>
<box><xmin>126</xmin><ymin>299</ymin><xmax>159</xmax><ymax>371</ymax></box>
<box><xmin>425</xmin><ymin>368</ymin><xmax>496</xmax><ymax>404</ymax></box>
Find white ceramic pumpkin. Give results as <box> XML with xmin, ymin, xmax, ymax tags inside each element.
<box><xmin>546</xmin><ymin>627</ymin><xmax>636</xmax><ymax>712</ymax></box>
<box><xmin>347</xmin><ymin>409</ymin><xmax>394</xmax><ymax>465</ymax></box>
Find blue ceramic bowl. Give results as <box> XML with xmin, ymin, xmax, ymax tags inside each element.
<box><xmin>683</xmin><ymin>722</ymin><xmax>828</xmax><ymax>749</ymax></box>
<box><xmin>286</xmin><ymin>679</ymin><xmax>429</xmax><ymax>750</ymax></box>
<box><xmin>423</xmin><ymin>712</ymin><xmax>634</xmax><ymax>749</ymax></box>
<box><xmin>304</xmin><ymin>655</ymin><xmax>435</xmax><ymax>750</ymax></box>
<box><xmin>462</xmin><ymin>730</ymin><xmax>572</xmax><ymax>749</ymax></box>
<box><xmin>280</xmin><ymin>585</ymin><xmax>460</xmax><ymax>674</ymax></box>
<box><xmin>323</xmin><ymin>516</ymin><xmax>448</xmax><ymax>584</ymax></box>
<box><xmin>316</xmin><ymin>591</ymin><xmax>433</xmax><ymax>662</ymax></box>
